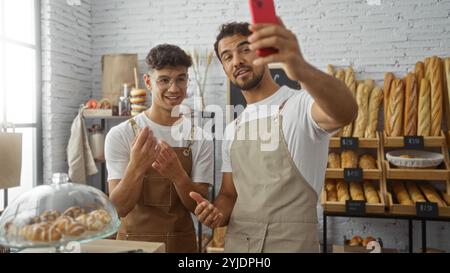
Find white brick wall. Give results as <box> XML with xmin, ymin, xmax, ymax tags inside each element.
<box><xmin>42</xmin><ymin>0</ymin><xmax>450</xmax><ymax>251</ymax></box>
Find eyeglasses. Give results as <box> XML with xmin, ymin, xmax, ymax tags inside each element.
<box><xmin>152</xmin><ymin>75</ymin><xmax>190</xmax><ymax>90</ymax></box>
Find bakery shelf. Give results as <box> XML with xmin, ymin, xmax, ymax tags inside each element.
<box><xmin>329</xmin><ymin>133</ymin><xmax>380</xmax><ymax>149</ymax></box>
<box><xmin>383</xmin><ymin>131</ymin><xmax>446</xmax><ymax>148</ymax></box>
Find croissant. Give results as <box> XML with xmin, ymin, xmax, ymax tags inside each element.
<box><xmin>39</xmin><ymin>210</ymin><xmax>61</xmax><ymax>223</ymax></box>
<box><xmin>89</xmin><ymin>209</ymin><xmax>112</xmax><ymax>224</ymax></box>
<box><xmin>76</xmin><ymin>214</ymin><xmax>105</xmax><ymax>231</ymax></box>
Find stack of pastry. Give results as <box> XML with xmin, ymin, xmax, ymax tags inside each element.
<box><xmin>327</xmin><ymin>65</ymin><xmax>383</xmax><ymax>138</ymax></box>
<box><xmin>327</xmin><ymin>152</ymin><xmax>377</xmax><ymax>170</ymax></box>
<box><xmin>130</xmin><ymin>89</ymin><xmax>148</xmax><ymax>116</ymax></box>
<box><xmin>392</xmin><ymin>182</ymin><xmax>448</xmax><ymax>207</ymax></box>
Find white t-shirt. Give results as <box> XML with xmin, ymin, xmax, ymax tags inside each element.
<box><xmin>221</xmin><ymin>86</ymin><xmax>333</xmax><ymax>193</ymax></box>
<box><xmin>105</xmin><ymin>113</ymin><xmax>214</xmax><ymax>184</ymax></box>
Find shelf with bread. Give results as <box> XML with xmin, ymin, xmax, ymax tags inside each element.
<box><xmin>326</xmin><ymin>149</ymin><xmax>383</xmax><ymax>180</ymax></box>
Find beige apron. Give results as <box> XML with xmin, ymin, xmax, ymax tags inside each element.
<box><xmin>225</xmin><ymin>100</ymin><xmax>320</xmax><ymax>253</ymax></box>
<box><xmin>116</xmin><ymin>118</ymin><xmax>197</xmax><ymax>253</ymax></box>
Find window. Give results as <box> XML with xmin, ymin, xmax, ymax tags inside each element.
<box><xmin>0</xmin><ymin>0</ymin><xmax>41</xmax><ymax>210</ymax></box>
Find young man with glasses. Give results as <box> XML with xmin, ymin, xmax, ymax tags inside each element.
<box><xmin>105</xmin><ymin>44</ymin><xmax>213</xmax><ymax>253</ymax></box>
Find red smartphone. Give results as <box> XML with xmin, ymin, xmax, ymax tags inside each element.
<box><xmin>249</xmin><ymin>0</ymin><xmax>280</xmax><ymax>57</ymax></box>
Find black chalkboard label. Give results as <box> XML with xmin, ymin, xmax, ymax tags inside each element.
<box><xmin>346</xmin><ymin>200</ymin><xmax>366</xmax><ymax>215</ymax></box>
<box><xmin>344</xmin><ymin>168</ymin><xmax>363</xmax><ymax>182</ymax></box>
<box><xmin>341</xmin><ymin>137</ymin><xmax>359</xmax><ymax>150</ymax></box>
<box><xmin>416</xmin><ymin>202</ymin><xmax>438</xmax><ymax>217</ymax></box>
<box><xmin>404</xmin><ymin>136</ymin><xmax>424</xmax><ymax>149</ymax></box>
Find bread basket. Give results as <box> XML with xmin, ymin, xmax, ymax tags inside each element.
<box><xmin>386</xmin><ymin>150</ymin><xmax>444</xmax><ymax>169</ymax></box>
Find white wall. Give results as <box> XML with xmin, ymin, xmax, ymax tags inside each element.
<box><xmin>42</xmin><ymin>0</ymin><xmax>450</xmax><ymax>252</ymax></box>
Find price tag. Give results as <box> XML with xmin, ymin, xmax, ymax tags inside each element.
<box><xmin>404</xmin><ymin>136</ymin><xmax>424</xmax><ymax>149</ymax></box>
<box><xmin>341</xmin><ymin>137</ymin><xmax>359</xmax><ymax>150</ymax></box>
<box><xmin>346</xmin><ymin>200</ymin><xmax>366</xmax><ymax>215</ymax></box>
<box><xmin>344</xmin><ymin>168</ymin><xmax>363</xmax><ymax>182</ymax></box>
<box><xmin>416</xmin><ymin>202</ymin><xmax>438</xmax><ymax>217</ymax></box>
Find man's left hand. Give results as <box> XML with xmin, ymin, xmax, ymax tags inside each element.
<box><xmin>152</xmin><ymin>140</ymin><xmax>186</xmax><ymax>182</ymax></box>
<box><xmin>248</xmin><ymin>17</ymin><xmax>308</xmax><ymax>81</ymax></box>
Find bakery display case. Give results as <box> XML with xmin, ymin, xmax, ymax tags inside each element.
<box><xmin>0</xmin><ymin>174</ymin><xmax>120</xmax><ymax>250</ymax></box>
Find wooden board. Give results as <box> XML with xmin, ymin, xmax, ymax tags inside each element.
<box><xmin>329</xmin><ymin>132</ymin><xmax>380</xmax><ymax>149</ymax></box>
<box><xmin>383</xmin><ymin>131</ymin><xmax>446</xmax><ymax>148</ymax></box>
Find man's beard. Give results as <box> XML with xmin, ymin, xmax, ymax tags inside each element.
<box><xmin>234</xmin><ymin>67</ymin><xmax>264</xmax><ymax>91</ymax></box>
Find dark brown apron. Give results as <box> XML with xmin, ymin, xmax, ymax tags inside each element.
<box><xmin>116</xmin><ymin>118</ymin><xmax>197</xmax><ymax>253</ymax></box>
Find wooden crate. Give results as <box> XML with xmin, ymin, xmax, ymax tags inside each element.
<box><xmin>381</xmin><ymin>132</ymin><xmax>450</xmax><ymax>181</ymax></box>
<box><xmin>320</xmin><ymin>180</ymin><xmax>386</xmax><ymax>214</ymax></box>
<box><xmin>329</xmin><ymin>133</ymin><xmax>380</xmax><ymax>149</ymax></box>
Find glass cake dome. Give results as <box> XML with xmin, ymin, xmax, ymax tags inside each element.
<box><xmin>0</xmin><ymin>173</ymin><xmax>120</xmax><ymax>249</ymax></box>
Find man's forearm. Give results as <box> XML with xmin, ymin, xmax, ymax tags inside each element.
<box><xmin>213</xmin><ymin>193</ymin><xmax>236</xmax><ymax>227</ymax></box>
<box><xmin>172</xmin><ymin>173</ymin><xmax>209</xmax><ymax>213</ymax></box>
<box><xmin>298</xmin><ymin>62</ymin><xmax>357</xmax><ymax>125</ymax></box>
<box><xmin>109</xmin><ymin>162</ymin><xmax>146</xmax><ymax>217</ymax></box>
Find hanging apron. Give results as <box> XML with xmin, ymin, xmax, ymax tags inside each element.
<box><xmin>224</xmin><ymin>100</ymin><xmax>320</xmax><ymax>253</ymax></box>
<box><xmin>116</xmin><ymin>118</ymin><xmax>197</xmax><ymax>253</ymax></box>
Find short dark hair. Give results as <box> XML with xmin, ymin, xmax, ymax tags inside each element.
<box><xmin>214</xmin><ymin>22</ymin><xmax>252</xmax><ymax>61</ymax></box>
<box><xmin>145</xmin><ymin>44</ymin><xmax>192</xmax><ymax>71</ymax></box>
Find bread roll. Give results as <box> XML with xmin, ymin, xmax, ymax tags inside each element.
<box><xmin>363</xmin><ymin>181</ymin><xmax>380</xmax><ymax>204</ymax></box>
<box><xmin>53</xmin><ymin>216</ymin><xmax>86</xmax><ymax>237</ymax></box>
<box><xmin>383</xmin><ymin>73</ymin><xmax>395</xmax><ymax>135</ymax></box>
<box><xmin>404</xmin><ymin>73</ymin><xmax>419</xmax><ymax>136</ymax></box>
<box><xmin>419</xmin><ymin>184</ymin><xmax>446</xmax><ymax>207</ymax></box>
<box><xmin>328</xmin><ymin>153</ymin><xmax>341</xmax><ymax>168</ymax></box>
<box><xmin>430</xmin><ymin>57</ymin><xmax>443</xmax><ymax>136</ymax></box>
<box><xmin>418</xmin><ymin>78</ymin><xmax>431</xmax><ymax>136</ymax></box>
<box><xmin>392</xmin><ymin>182</ymin><xmax>413</xmax><ymax>205</ymax></box>
<box><xmin>337</xmin><ymin>180</ymin><xmax>350</xmax><ymax>202</ymax></box>
<box><xmin>39</xmin><ymin>210</ymin><xmax>61</xmax><ymax>223</ymax></box>
<box><xmin>388</xmin><ymin>79</ymin><xmax>405</xmax><ymax>136</ymax></box>
<box><xmin>23</xmin><ymin>223</ymin><xmax>62</xmax><ymax>242</ymax></box>
<box><xmin>325</xmin><ymin>179</ymin><xmax>338</xmax><ymax>202</ymax></box>
<box><xmin>353</xmin><ymin>83</ymin><xmax>371</xmax><ymax>137</ymax></box>
<box><xmin>415</xmin><ymin>61</ymin><xmax>425</xmax><ymax>85</ymax></box>
<box><xmin>364</xmin><ymin>86</ymin><xmax>383</xmax><ymax>138</ymax></box>
<box><xmin>350</xmin><ymin>182</ymin><xmax>365</xmax><ymax>201</ymax></box>
<box><xmin>89</xmin><ymin>209</ymin><xmax>112</xmax><ymax>224</ymax></box>
<box><xmin>406</xmin><ymin>183</ymin><xmax>426</xmax><ymax>203</ymax></box>
<box><xmin>341</xmin><ymin>150</ymin><xmax>358</xmax><ymax>168</ymax></box>
<box><xmin>327</xmin><ymin>64</ymin><xmax>335</xmax><ymax>76</ymax></box>
<box><xmin>359</xmin><ymin>154</ymin><xmax>377</xmax><ymax>169</ymax></box>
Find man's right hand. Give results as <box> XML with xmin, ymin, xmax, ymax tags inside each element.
<box><xmin>130</xmin><ymin>126</ymin><xmax>161</xmax><ymax>175</ymax></box>
<box><xmin>190</xmin><ymin>192</ymin><xmax>223</xmax><ymax>229</ymax></box>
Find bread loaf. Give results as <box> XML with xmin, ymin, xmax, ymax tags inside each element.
<box><xmin>341</xmin><ymin>150</ymin><xmax>358</xmax><ymax>168</ymax></box>
<box><xmin>418</xmin><ymin>78</ymin><xmax>431</xmax><ymax>136</ymax></box>
<box><xmin>415</xmin><ymin>61</ymin><xmax>425</xmax><ymax>85</ymax></box>
<box><xmin>405</xmin><ymin>183</ymin><xmax>426</xmax><ymax>203</ymax></box>
<box><xmin>364</xmin><ymin>86</ymin><xmax>383</xmax><ymax>138</ymax></box>
<box><xmin>392</xmin><ymin>182</ymin><xmax>413</xmax><ymax>205</ymax></box>
<box><xmin>325</xmin><ymin>179</ymin><xmax>338</xmax><ymax>202</ymax></box>
<box><xmin>388</xmin><ymin>79</ymin><xmax>405</xmax><ymax>136</ymax></box>
<box><xmin>404</xmin><ymin>73</ymin><xmax>419</xmax><ymax>136</ymax></box>
<box><xmin>328</xmin><ymin>153</ymin><xmax>341</xmax><ymax>168</ymax></box>
<box><xmin>419</xmin><ymin>184</ymin><xmax>446</xmax><ymax>207</ymax></box>
<box><xmin>363</xmin><ymin>181</ymin><xmax>380</xmax><ymax>204</ymax></box>
<box><xmin>327</xmin><ymin>64</ymin><xmax>335</xmax><ymax>76</ymax></box>
<box><xmin>342</xmin><ymin>68</ymin><xmax>357</xmax><ymax>137</ymax></box>
<box><xmin>336</xmin><ymin>180</ymin><xmax>350</xmax><ymax>202</ymax></box>
<box><xmin>430</xmin><ymin>57</ymin><xmax>443</xmax><ymax>136</ymax></box>
<box><xmin>350</xmin><ymin>182</ymin><xmax>365</xmax><ymax>201</ymax></box>
<box><xmin>364</xmin><ymin>79</ymin><xmax>375</xmax><ymax>91</ymax></box>
<box><xmin>359</xmin><ymin>154</ymin><xmax>377</xmax><ymax>169</ymax></box>
<box><xmin>425</xmin><ymin>57</ymin><xmax>432</xmax><ymax>79</ymax></box>
<box><xmin>353</xmin><ymin>83</ymin><xmax>371</xmax><ymax>137</ymax></box>
<box><xmin>383</xmin><ymin>73</ymin><xmax>395</xmax><ymax>135</ymax></box>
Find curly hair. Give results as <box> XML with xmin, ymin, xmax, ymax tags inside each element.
<box><xmin>214</xmin><ymin>22</ymin><xmax>252</xmax><ymax>62</ymax></box>
<box><xmin>145</xmin><ymin>44</ymin><xmax>192</xmax><ymax>71</ymax></box>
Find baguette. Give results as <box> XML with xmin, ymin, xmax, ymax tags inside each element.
<box><xmin>353</xmin><ymin>83</ymin><xmax>371</xmax><ymax>137</ymax></box>
<box><xmin>444</xmin><ymin>58</ymin><xmax>450</xmax><ymax>130</ymax></box>
<box><xmin>363</xmin><ymin>181</ymin><xmax>380</xmax><ymax>204</ymax></box>
<box><xmin>417</xmin><ymin>78</ymin><xmax>431</xmax><ymax>136</ymax></box>
<box><xmin>383</xmin><ymin>73</ymin><xmax>395</xmax><ymax>135</ymax></box>
<box><xmin>364</xmin><ymin>86</ymin><xmax>383</xmax><ymax>138</ymax></box>
<box><xmin>406</xmin><ymin>183</ymin><xmax>426</xmax><ymax>203</ymax></box>
<box><xmin>336</xmin><ymin>69</ymin><xmax>346</xmax><ymax>82</ymax></box>
<box><xmin>403</xmin><ymin>73</ymin><xmax>419</xmax><ymax>136</ymax></box>
<box><xmin>327</xmin><ymin>64</ymin><xmax>335</xmax><ymax>77</ymax></box>
<box><xmin>415</xmin><ymin>61</ymin><xmax>425</xmax><ymax>85</ymax></box>
<box><xmin>342</xmin><ymin>68</ymin><xmax>357</xmax><ymax>137</ymax></box>
<box><xmin>430</xmin><ymin>57</ymin><xmax>443</xmax><ymax>136</ymax></box>
<box><xmin>364</xmin><ymin>79</ymin><xmax>375</xmax><ymax>91</ymax></box>
<box><xmin>388</xmin><ymin>79</ymin><xmax>405</xmax><ymax>136</ymax></box>
<box><xmin>419</xmin><ymin>184</ymin><xmax>446</xmax><ymax>207</ymax></box>
<box><xmin>392</xmin><ymin>182</ymin><xmax>413</xmax><ymax>205</ymax></box>
<box><xmin>350</xmin><ymin>182</ymin><xmax>365</xmax><ymax>201</ymax></box>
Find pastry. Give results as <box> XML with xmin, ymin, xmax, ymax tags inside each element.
<box><xmin>383</xmin><ymin>73</ymin><xmax>395</xmax><ymax>135</ymax></box>
<box><xmin>418</xmin><ymin>78</ymin><xmax>431</xmax><ymax>136</ymax></box>
<box><xmin>363</xmin><ymin>181</ymin><xmax>380</xmax><ymax>204</ymax></box>
<box><xmin>337</xmin><ymin>180</ymin><xmax>350</xmax><ymax>202</ymax></box>
<box><xmin>63</xmin><ymin>206</ymin><xmax>86</xmax><ymax>219</ymax></box>
<box><xmin>388</xmin><ymin>79</ymin><xmax>405</xmax><ymax>136</ymax></box>
<box><xmin>39</xmin><ymin>210</ymin><xmax>61</xmax><ymax>223</ymax></box>
<box><xmin>419</xmin><ymin>184</ymin><xmax>446</xmax><ymax>207</ymax></box>
<box><xmin>328</xmin><ymin>153</ymin><xmax>341</xmax><ymax>168</ymax></box>
<box><xmin>22</xmin><ymin>223</ymin><xmax>62</xmax><ymax>242</ymax></box>
<box><xmin>405</xmin><ymin>183</ymin><xmax>426</xmax><ymax>203</ymax></box>
<box><xmin>364</xmin><ymin>86</ymin><xmax>383</xmax><ymax>138</ymax></box>
<box><xmin>429</xmin><ymin>57</ymin><xmax>443</xmax><ymax>136</ymax></box>
<box><xmin>76</xmin><ymin>214</ymin><xmax>105</xmax><ymax>231</ymax></box>
<box><xmin>349</xmin><ymin>235</ymin><xmax>363</xmax><ymax>246</ymax></box>
<box><xmin>350</xmin><ymin>182</ymin><xmax>365</xmax><ymax>201</ymax></box>
<box><xmin>392</xmin><ymin>182</ymin><xmax>413</xmax><ymax>205</ymax></box>
<box><xmin>363</xmin><ymin>236</ymin><xmax>377</xmax><ymax>247</ymax></box>
<box><xmin>89</xmin><ymin>209</ymin><xmax>112</xmax><ymax>224</ymax></box>
<box><xmin>353</xmin><ymin>83</ymin><xmax>371</xmax><ymax>137</ymax></box>
<box><xmin>359</xmin><ymin>154</ymin><xmax>377</xmax><ymax>169</ymax></box>
<box><xmin>341</xmin><ymin>150</ymin><xmax>358</xmax><ymax>169</ymax></box>
<box><xmin>53</xmin><ymin>216</ymin><xmax>86</xmax><ymax>237</ymax></box>
<box><xmin>404</xmin><ymin>73</ymin><xmax>419</xmax><ymax>136</ymax></box>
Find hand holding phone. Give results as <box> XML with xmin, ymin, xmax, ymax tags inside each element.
<box><xmin>249</xmin><ymin>0</ymin><xmax>280</xmax><ymax>57</ymax></box>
